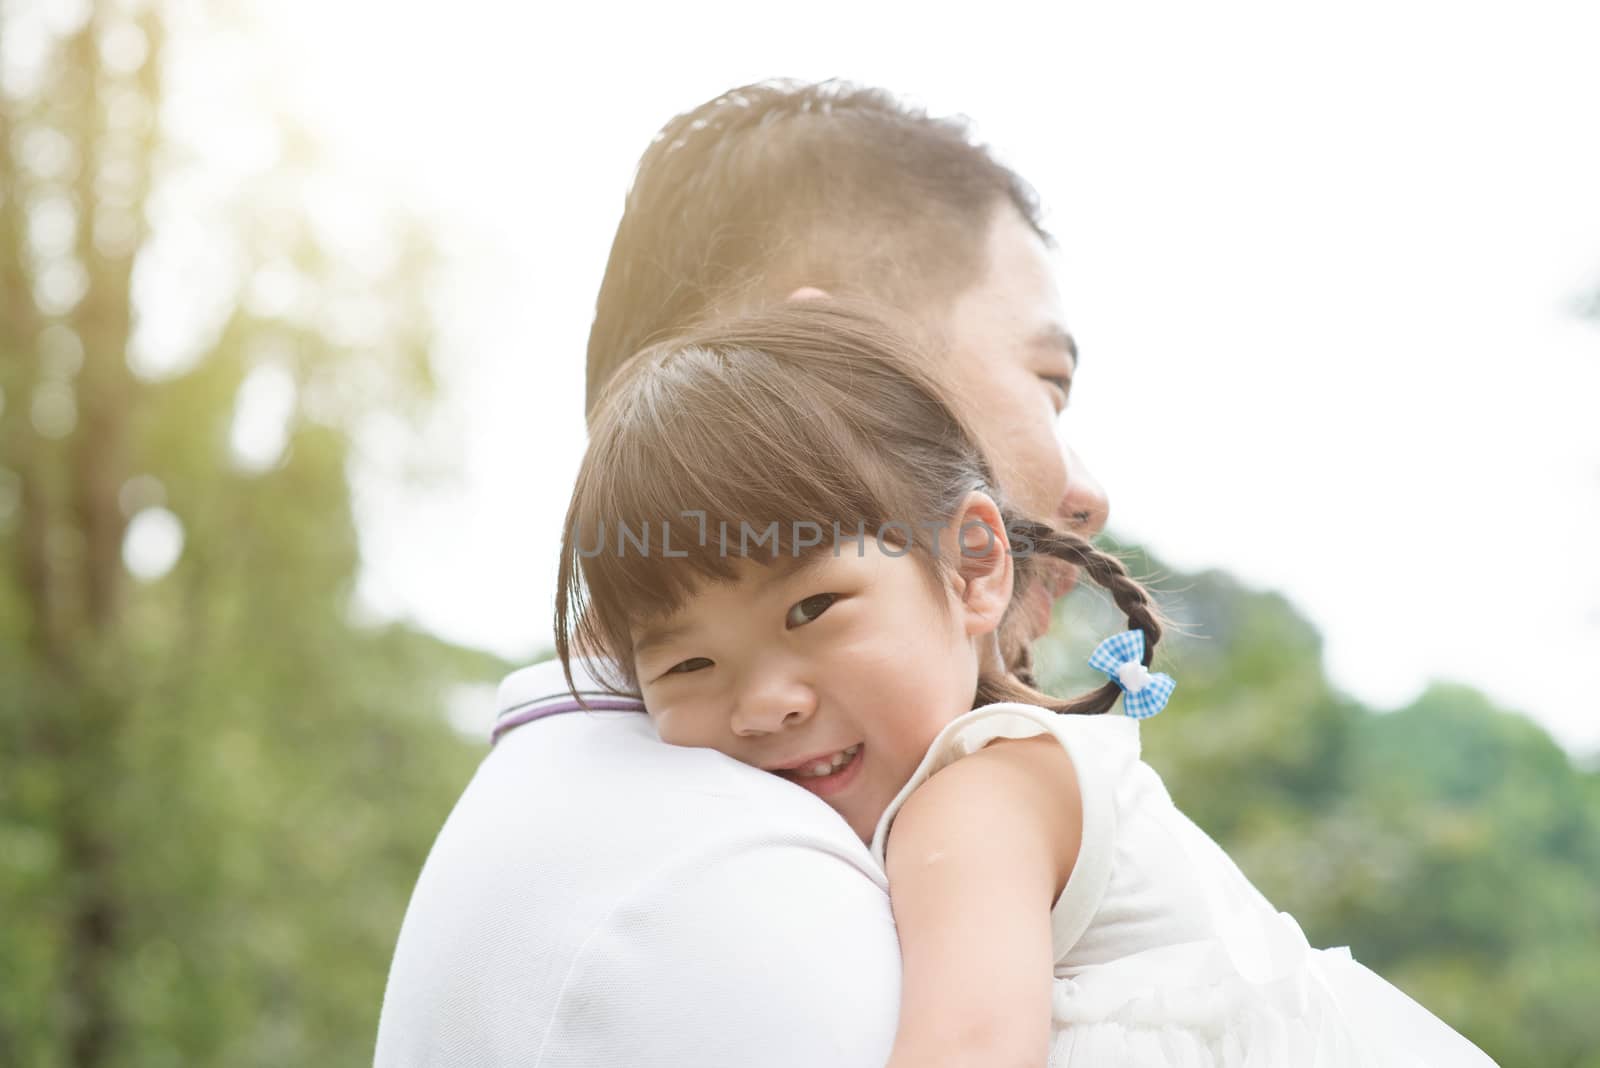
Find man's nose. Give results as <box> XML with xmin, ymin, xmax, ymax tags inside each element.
<box><xmin>1060</xmin><ymin>445</ymin><xmax>1110</xmax><ymax>538</ymax></box>
<box><xmin>729</xmin><ymin>669</ymin><xmax>817</xmax><ymax>737</ymax></box>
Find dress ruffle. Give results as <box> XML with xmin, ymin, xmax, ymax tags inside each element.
<box><xmin>1049</xmin><ymin>910</ymin><xmax>1498</xmax><ymax>1067</ymax></box>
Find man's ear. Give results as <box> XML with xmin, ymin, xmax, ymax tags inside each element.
<box><xmin>947</xmin><ymin>491</ymin><xmax>1013</xmax><ymax>639</ymax></box>
<box><xmin>785</xmin><ymin>285</ymin><xmax>831</xmax><ymax>302</ymax></box>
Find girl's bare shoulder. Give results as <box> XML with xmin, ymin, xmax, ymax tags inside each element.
<box><xmin>973</xmin><ymin>733</ymin><xmax>1084</xmax><ymax>814</ymax></box>
<box><xmin>895</xmin><ymin>732</ymin><xmax>1084</xmax><ymax>900</ymax></box>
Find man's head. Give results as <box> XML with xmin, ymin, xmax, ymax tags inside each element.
<box><xmin>586</xmin><ymin>79</ymin><xmax>1109</xmax><ymax>640</ymax></box>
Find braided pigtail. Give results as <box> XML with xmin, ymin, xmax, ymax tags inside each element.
<box><xmin>971</xmin><ymin>511</ymin><xmax>1167</xmax><ymax>716</ymax></box>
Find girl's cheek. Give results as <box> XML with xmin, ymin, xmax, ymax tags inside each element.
<box><xmin>658</xmin><ymin>702</ymin><xmax>726</xmax><ymax>749</ymax></box>
<box><xmin>648</xmin><ymin>706</ymin><xmax>688</xmax><ymax>745</ymax></box>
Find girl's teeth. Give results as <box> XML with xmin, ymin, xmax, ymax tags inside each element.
<box><xmin>793</xmin><ymin>744</ymin><xmax>861</xmax><ymax>779</ymax></box>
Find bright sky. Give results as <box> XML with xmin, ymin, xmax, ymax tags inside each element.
<box><xmin>236</xmin><ymin>1</ymin><xmax>1599</xmax><ymax>752</ymax></box>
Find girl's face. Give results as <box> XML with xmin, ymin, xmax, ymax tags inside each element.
<box><xmin>632</xmin><ymin>513</ymin><xmax>1006</xmax><ymax>843</ymax></box>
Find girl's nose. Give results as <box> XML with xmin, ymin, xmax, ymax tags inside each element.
<box><xmin>729</xmin><ymin>673</ymin><xmax>817</xmax><ymax>737</ymax></box>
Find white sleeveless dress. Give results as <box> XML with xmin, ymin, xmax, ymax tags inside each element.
<box><xmin>868</xmin><ymin>702</ymin><xmax>1500</xmax><ymax>1068</ymax></box>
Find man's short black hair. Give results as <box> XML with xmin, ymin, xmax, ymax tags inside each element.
<box><xmin>585</xmin><ymin>79</ymin><xmax>1049</xmax><ymax>420</ymax></box>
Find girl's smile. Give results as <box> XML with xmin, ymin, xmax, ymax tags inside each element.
<box><xmin>768</xmin><ymin>742</ymin><xmax>866</xmax><ymax>798</ymax></box>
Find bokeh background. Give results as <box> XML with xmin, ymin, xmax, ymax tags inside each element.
<box><xmin>2</xmin><ymin>0</ymin><xmax>1597</xmax><ymax>1065</ymax></box>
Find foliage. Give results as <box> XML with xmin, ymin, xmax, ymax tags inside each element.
<box><xmin>0</xmin><ymin>3</ymin><xmax>498</xmax><ymax>1065</ymax></box>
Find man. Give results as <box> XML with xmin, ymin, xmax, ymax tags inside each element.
<box><xmin>375</xmin><ymin>79</ymin><xmax>1108</xmax><ymax>1066</ymax></box>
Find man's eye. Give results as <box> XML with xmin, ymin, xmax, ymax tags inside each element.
<box><xmin>1039</xmin><ymin>374</ymin><xmax>1071</xmax><ymax>412</ymax></box>
<box><xmin>786</xmin><ymin>593</ymin><xmax>838</xmax><ymax>628</ymax></box>
<box><xmin>664</xmin><ymin>657</ymin><xmax>712</xmax><ymax>676</ymax></box>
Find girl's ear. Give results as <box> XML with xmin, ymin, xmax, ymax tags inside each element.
<box><xmin>946</xmin><ymin>491</ymin><xmax>1013</xmax><ymax>639</ymax></box>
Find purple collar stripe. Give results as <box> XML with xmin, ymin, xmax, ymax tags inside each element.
<box><xmin>490</xmin><ymin>696</ymin><xmax>646</xmax><ymax>744</ymax></box>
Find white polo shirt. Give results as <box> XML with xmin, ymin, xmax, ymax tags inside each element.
<box><xmin>374</xmin><ymin>656</ymin><xmax>902</xmax><ymax>1066</ymax></box>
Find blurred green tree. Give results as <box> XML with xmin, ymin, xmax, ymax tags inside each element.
<box><xmin>0</xmin><ymin>2</ymin><xmax>497</xmax><ymax>1065</ymax></box>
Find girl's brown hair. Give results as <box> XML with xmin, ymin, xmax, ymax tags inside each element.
<box><xmin>554</xmin><ymin>300</ymin><xmax>1164</xmax><ymax>716</ymax></box>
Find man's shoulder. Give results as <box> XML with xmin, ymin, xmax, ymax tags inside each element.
<box><xmin>490</xmin><ymin>656</ymin><xmax>644</xmax><ymax>742</ymax></box>
<box><xmin>428</xmin><ymin>653</ymin><xmax>887</xmax><ymax>920</ymax></box>
<box><xmin>495</xmin><ymin>655</ymin><xmax>625</xmax><ymax>713</ymax></box>
<box><xmin>376</xmin><ymin>657</ymin><xmax>897</xmax><ymax>1067</ymax></box>
<box><xmin>471</xmin><ymin>656</ymin><xmax>877</xmax><ymax>864</ymax></box>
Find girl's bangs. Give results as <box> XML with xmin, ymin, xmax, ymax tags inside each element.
<box><xmin>573</xmin><ymin>365</ymin><xmax>910</xmax><ymax>646</ymax></box>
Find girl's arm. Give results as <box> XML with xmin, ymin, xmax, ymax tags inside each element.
<box><xmin>882</xmin><ymin>734</ymin><xmax>1084</xmax><ymax>1068</ymax></box>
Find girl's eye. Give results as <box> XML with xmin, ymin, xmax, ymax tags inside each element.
<box><xmin>786</xmin><ymin>593</ymin><xmax>838</xmax><ymax>629</ymax></box>
<box><xmin>664</xmin><ymin>657</ymin><xmax>712</xmax><ymax>676</ymax></box>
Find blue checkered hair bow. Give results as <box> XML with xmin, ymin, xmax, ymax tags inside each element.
<box><xmin>1088</xmin><ymin>630</ymin><xmax>1175</xmax><ymax>719</ymax></box>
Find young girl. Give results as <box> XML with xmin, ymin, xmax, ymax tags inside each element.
<box><xmin>553</xmin><ymin>301</ymin><xmax>1497</xmax><ymax>1067</ymax></box>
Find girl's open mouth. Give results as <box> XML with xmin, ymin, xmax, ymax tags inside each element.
<box><xmin>778</xmin><ymin>743</ymin><xmax>863</xmax><ymax>798</ymax></box>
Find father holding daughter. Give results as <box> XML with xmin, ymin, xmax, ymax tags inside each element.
<box><xmin>377</xmin><ymin>79</ymin><xmax>1110</xmax><ymax>1066</ymax></box>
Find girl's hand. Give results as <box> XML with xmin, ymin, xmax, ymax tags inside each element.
<box><xmin>881</xmin><ymin>734</ymin><xmax>1084</xmax><ymax>1068</ymax></box>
